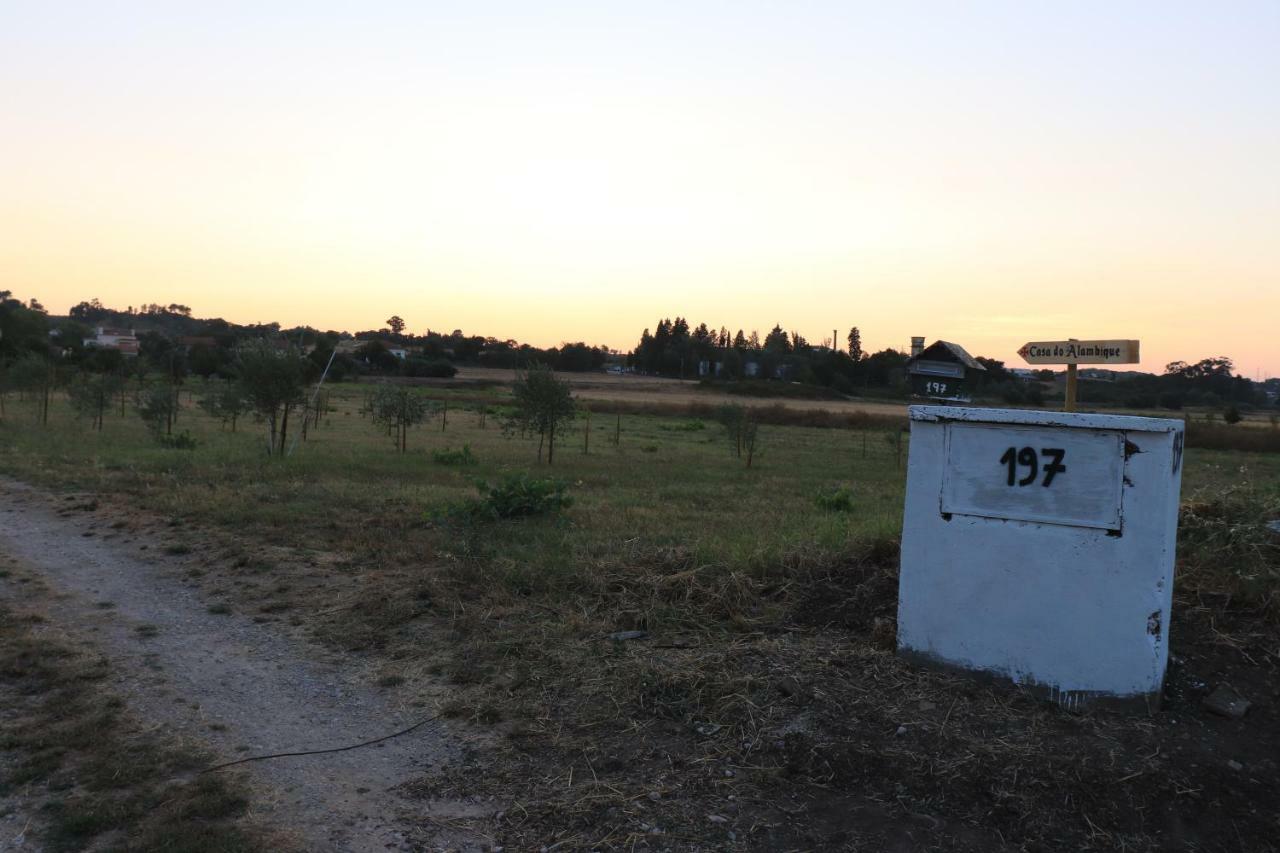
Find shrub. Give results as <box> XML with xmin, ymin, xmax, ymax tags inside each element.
<box><xmin>815</xmin><ymin>486</ymin><xmax>856</xmax><ymax>513</ymax></box>
<box><xmin>432</xmin><ymin>445</ymin><xmax>478</xmax><ymax>466</ymax></box>
<box><xmin>438</xmin><ymin>474</ymin><xmax>573</xmax><ymax>523</ymax></box>
<box><xmin>157</xmin><ymin>431</ymin><xmax>198</xmax><ymax>450</ymax></box>
<box><xmin>1223</xmin><ymin>405</ymin><xmax>1242</xmax><ymax>424</ymax></box>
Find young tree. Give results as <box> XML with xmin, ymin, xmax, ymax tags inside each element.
<box><xmin>370</xmin><ymin>385</ymin><xmax>433</xmax><ymax>452</ymax></box>
<box><xmin>717</xmin><ymin>403</ymin><xmax>746</xmax><ymax>458</ymax></box>
<box><xmin>68</xmin><ymin>372</ymin><xmax>122</xmax><ymax>430</ymax></box>
<box><xmin>716</xmin><ymin>403</ymin><xmax>760</xmax><ymax>467</ymax></box>
<box><xmin>137</xmin><ymin>383</ymin><xmax>178</xmax><ymax>438</ymax></box>
<box><xmin>385</xmin><ymin>315</ymin><xmax>406</xmax><ymax>336</ymax></box>
<box><xmin>236</xmin><ymin>343</ymin><xmax>309</xmax><ymax>455</ymax></box>
<box><xmin>506</xmin><ymin>364</ymin><xmax>576</xmax><ymax>463</ymax></box>
<box><xmin>8</xmin><ymin>354</ymin><xmax>53</xmax><ymax>425</ymax></box>
<box><xmin>199</xmin><ymin>380</ymin><xmax>250</xmax><ymax>431</ymax></box>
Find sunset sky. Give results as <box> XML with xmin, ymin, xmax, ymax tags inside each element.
<box><xmin>3</xmin><ymin>2</ymin><xmax>1277</xmax><ymax>376</ymax></box>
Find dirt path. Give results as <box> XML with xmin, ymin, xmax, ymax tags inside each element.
<box><xmin>0</xmin><ymin>479</ymin><xmax>484</xmax><ymax>852</ymax></box>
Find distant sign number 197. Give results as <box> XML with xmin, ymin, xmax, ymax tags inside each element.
<box><xmin>999</xmin><ymin>447</ymin><xmax>1067</xmax><ymax>487</ymax></box>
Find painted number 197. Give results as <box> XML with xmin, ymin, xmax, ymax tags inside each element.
<box><xmin>999</xmin><ymin>447</ymin><xmax>1066</xmax><ymax>487</ymax></box>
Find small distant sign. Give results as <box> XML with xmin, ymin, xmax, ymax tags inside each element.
<box><xmin>1018</xmin><ymin>339</ymin><xmax>1139</xmax><ymax>365</ymax></box>
<box><xmin>910</xmin><ymin>373</ymin><xmax>967</xmax><ymax>401</ymax></box>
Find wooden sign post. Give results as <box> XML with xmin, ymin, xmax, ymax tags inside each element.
<box><xmin>1017</xmin><ymin>339</ymin><xmax>1140</xmax><ymax>412</ymax></box>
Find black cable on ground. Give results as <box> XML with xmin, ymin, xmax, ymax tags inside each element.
<box><xmin>200</xmin><ymin>712</ymin><xmax>441</xmax><ymax>774</ymax></box>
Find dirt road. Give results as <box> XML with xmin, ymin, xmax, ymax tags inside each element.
<box><xmin>0</xmin><ymin>479</ymin><xmax>483</xmax><ymax>852</ymax></box>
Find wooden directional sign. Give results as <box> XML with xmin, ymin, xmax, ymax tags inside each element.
<box><xmin>1017</xmin><ymin>339</ymin><xmax>1139</xmax><ymax>365</ymax></box>
<box><xmin>1016</xmin><ymin>338</ymin><xmax>1140</xmax><ymax>413</ymax></box>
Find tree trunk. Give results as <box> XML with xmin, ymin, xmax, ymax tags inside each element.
<box><xmin>441</xmin><ymin>400</ymin><xmax>448</xmax><ymax>432</ymax></box>
<box><xmin>537</xmin><ymin>430</ymin><xmax>544</xmax><ymax>463</ymax></box>
<box><xmin>548</xmin><ymin>421</ymin><xmax>555</xmax><ymax>464</ymax></box>
<box><xmin>279</xmin><ymin>404</ymin><xmax>291</xmax><ymax>455</ymax></box>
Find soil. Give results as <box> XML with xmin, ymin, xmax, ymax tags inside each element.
<box><xmin>0</xmin><ymin>479</ymin><xmax>487</xmax><ymax>853</ymax></box>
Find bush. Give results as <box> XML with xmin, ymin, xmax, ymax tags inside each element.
<box><xmin>157</xmin><ymin>431</ymin><xmax>198</xmax><ymax>450</ymax></box>
<box><xmin>1223</xmin><ymin>405</ymin><xmax>1242</xmax><ymax>424</ymax></box>
<box><xmin>432</xmin><ymin>445</ymin><xmax>478</xmax><ymax>466</ymax></box>
<box><xmin>438</xmin><ymin>474</ymin><xmax>573</xmax><ymax>522</ymax></box>
<box><xmin>814</xmin><ymin>486</ymin><xmax>856</xmax><ymax>513</ymax></box>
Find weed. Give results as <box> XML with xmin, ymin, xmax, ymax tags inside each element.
<box><xmin>207</xmin><ymin>603</ymin><xmax>232</xmax><ymax>615</ymax></box>
<box><xmin>658</xmin><ymin>419</ymin><xmax>707</xmax><ymax>432</ymax></box>
<box><xmin>815</xmin><ymin>486</ymin><xmax>856</xmax><ymax>512</ymax></box>
<box><xmin>432</xmin><ymin>444</ymin><xmax>478</xmax><ymax>466</ymax></box>
<box><xmin>1179</xmin><ymin>482</ymin><xmax>1280</xmax><ymax>615</ymax></box>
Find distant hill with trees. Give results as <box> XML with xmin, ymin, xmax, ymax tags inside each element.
<box><xmin>1</xmin><ymin>293</ymin><xmax>613</xmax><ymax>384</ymax></box>
<box><xmin>0</xmin><ymin>293</ymin><xmax>1274</xmax><ymax>414</ymax></box>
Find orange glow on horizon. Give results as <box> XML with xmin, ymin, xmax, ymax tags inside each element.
<box><xmin>2</xmin><ymin>4</ymin><xmax>1277</xmax><ymax>377</ymax></box>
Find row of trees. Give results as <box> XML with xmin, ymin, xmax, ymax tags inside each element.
<box><xmin>629</xmin><ymin>317</ymin><xmax>909</xmax><ymax>393</ymax></box>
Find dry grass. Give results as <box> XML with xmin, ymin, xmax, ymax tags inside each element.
<box><xmin>0</xmin><ymin>568</ymin><xmax>288</xmax><ymax>853</ymax></box>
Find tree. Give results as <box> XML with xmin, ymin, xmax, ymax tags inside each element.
<box><xmin>369</xmin><ymin>386</ymin><xmax>433</xmax><ymax>452</ymax></box>
<box><xmin>8</xmin><ymin>354</ymin><xmax>53</xmax><ymax>425</ymax></box>
<box><xmin>68</xmin><ymin>371</ymin><xmax>122</xmax><ymax>431</ymax></box>
<box><xmin>358</xmin><ymin>340</ymin><xmax>401</xmax><ymax>373</ymax></box>
<box><xmin>199</xmin><ymin>381</ymin><xmax>250</xmax><ymax>431</ymax></box>
<box><xmin>506</xmin><ymin>364</ymin><xmax>576</xmax><ymax>463</ymax></box>
<box><xmin>386</xmin><ymin>315</ymin><xmax>406</xmax><ymax>337</ymax></box>
<box><xmin>137</xmin><ymin>383</ymin><xmax>178</xmax><ymax>438</ymax></box>
<box><xmin>763</xmin><ymin>325</ymin><xmax>791</xmax><ymax>354</ymax></box>
<box><xmin>847</xmin><ymin>328</ymin><xmax>862</xmax><ymax>361</ymax></box>
<box><xmin>716</xmin><ymin>403</ymin><xmax>760</xmax><ymax>467</ymax></box>
<box><xmin>237</xmin><ymin>343</ymin><xmax>310</xmax><ymax>455</ymax></box>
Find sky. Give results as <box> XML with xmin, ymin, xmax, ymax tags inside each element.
<box><xmin>2</xmin><ymin>2</ymin><xmax>1278</xmax><ymax>376</ymax></box>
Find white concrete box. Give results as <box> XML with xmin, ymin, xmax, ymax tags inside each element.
<box><xmin>897</xmin><ymin>406</ymin><xmax>1185</xmax><ymax>710</ymax></box>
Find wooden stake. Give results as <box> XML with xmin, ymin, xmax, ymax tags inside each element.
<box><xmin>1065</xmin><ymin>364</ymin><xmax>1078</xmax><ymax>413</ymax></box>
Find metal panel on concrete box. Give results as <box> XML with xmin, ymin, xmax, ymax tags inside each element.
<box><xmin>897</xmin><ymin>406</ymin><xmax>1185</xmax><ymax>710</ymax></box>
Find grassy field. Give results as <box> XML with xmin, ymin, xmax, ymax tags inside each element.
<box><xmin>2</xmin><ymin>378</ymin><xmax>1278</xmax><ymax>850</ymax></box>
<box><xmin>0</xmin><ymin>381</ymin><xmax>913</xmax><ymax>579</ymax></box>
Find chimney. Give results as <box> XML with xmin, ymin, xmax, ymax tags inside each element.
<box><xmin>911</xmin><ymin>336</ymin><xmax>925</xmax><ymax>358</ymax></box>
